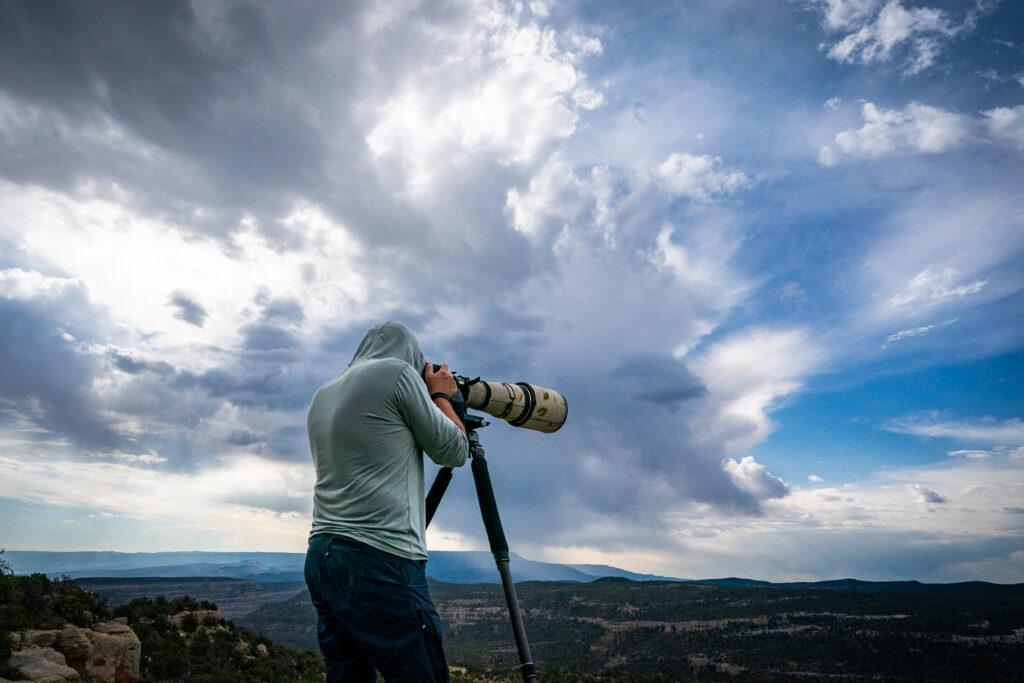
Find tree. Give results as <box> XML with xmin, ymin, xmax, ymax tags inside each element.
<box><xmin>181</xmin><ymin>612</ymin><xmax>200</xmax><ymax>633</ymax></box>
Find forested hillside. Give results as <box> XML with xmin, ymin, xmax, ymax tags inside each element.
<box><xmin>242</xmin><ymin>577</ymin><xmax>1024</xmax><ymax>681</ymax></box>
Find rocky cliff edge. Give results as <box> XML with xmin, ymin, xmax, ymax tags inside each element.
<box><xmin>2</xmin><ymin>618</ymin><xmax>140</xmax><ymax>683</ymax></box>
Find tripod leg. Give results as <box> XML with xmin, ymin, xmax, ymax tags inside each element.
<box><xmin>470</xmin><ymin>449</ymin><xmax>538</xmax><ymax>683</ymax></box>
<box><xmin>425</xmin><ymin>466</ymin><xmax>453</xmax><ymax>527</ymax></box>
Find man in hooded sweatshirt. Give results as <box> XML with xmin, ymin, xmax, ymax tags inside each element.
<box><xmin>304</xmin><ymin>321</ymin><xmax>469</xmax><ymax>682</ymax></box>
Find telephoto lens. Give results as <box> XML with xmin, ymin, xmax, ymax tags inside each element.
<box><xmin>430</xmin><ymin>365</ymin><xmax>568</xmax><ymax>433</ymax></box>
<box><xmin>464</xmin><ymin>379</ymin><xmax>567</xmax><ymax>433</ymax></box>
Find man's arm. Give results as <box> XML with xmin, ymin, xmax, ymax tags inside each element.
<box><xmin>395</xmin><ymin>364</ymin><xmax>469</xmax><ymax>468</ymax></box>
<box><xmin>423</xmin><ymin>362</ymin><xmax>466</xmax><ymax>435</ymax></box>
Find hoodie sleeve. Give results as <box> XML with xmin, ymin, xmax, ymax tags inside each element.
<box><xmin>395</xmin><ymin>364</ymin><xmax>469</xmax><ymax>468</ymax></box>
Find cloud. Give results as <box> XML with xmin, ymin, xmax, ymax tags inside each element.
<box><xmin>853</xmin><ymin>183</ymin><xmax>1024</xmax><ymax>363</ymax></box>
<box><xmin>505</xmin><ymin>150</ymin><xmax>754</xmax><ymax>248</ymax></box>
<box><xmin>654</xmin><ymin>153</ymin><xmax>753</xmax><ymax>204</ymax></box>
<box><xmin>240</xmin><ymin>323</ymin><xmax>299</xmax><ymax>353</ymax></box>
<box><xmin>885</xmin><ymin>415</ymin><xmax>1024</xmax><ymax>446</ymax></box>
<box><xmin>87</xmin><ymin>451</ymin><xmax>167</xmax><ymax>466</ymax></box>
<box><xmin>724</xmin><ymin>456</ymin><xmax>790</xmax><ymax>501</ymax></box>
<box><xmin>504</xmin><ymin>152</ymin><xmax>615</xmax><ymax>243</ymax></box>
<box><xmin>886</xmin><ymin>267</ymin><xmax>985</xmax><ymax>309</ymax></box>
<box><xmin>820</xmin><ymin>102</ymin><xmax>1024</xmax><ymax>165</ymax></box>
<box><xmin>949</xmin><ymin>446</ymin><xmax>1024</xmax><ymax>460</ymax></box>
<box><xmin>613</xmin><ymin>353</ymin><xmax>706</xmax><ymax>409</ymax></box>
<box><xmin>535</xmin><ymin>455</ymin><xmax>1024</xmax><ymax>582</ymax></box>
<box><xmin>883</xmin><ymin>317</ymin><xmax>958</xmax><ymax>345</ymax></box>
<box><xmin>908</xmin><ymin>483</ymin><xmax>947</xmax><ymax>504</ymax></box>
<box><xmin>0</xmin><ymin>270</ymin><xmax>127</xmax><ymax>452</ymax></box>
<box><xmin>813</xmin><ymin>0</ymin><xmax>988</xmax><ymax>75</ymax></box>
<box><xmin>948</xmin><ymin>449</ymin><xmax>992</xmax><ymax>460</ymax></box>
<box><xmin>0</xmin><ymin>453</ymin><xmax>316</xmax><ymax>550</ymax></box>
<box><xmin>168</xmin><ymin>292</ymin><xmax>207</xmax><ymax>327</ymax></box>
<box><xmin>983</xmin><ymin>105</ymin><xmax>1024</xmax><ymax>150</ymax></box>
<box><xmin>814</xmin><ymin>0</ymin><xmax>882</xmax><ymax>31</ymax></box>
<box><xmin>692</xmin><ymin>328</ymin><xmax>824</xmax><ymax>454</ymax></box>
<box><xmin>819</xmin><ymin>101</ymin><xmax>971</xmax><ymax>164</ymax></box>
<box><xmin>363</xmin><ymin>2</ymin><xmax>603</xmax><ymax>195</ymax></box>
<box><xmin>808</xmin><ymin>474</ymin><xmax>824</xmax><ymax>482</ymax></box>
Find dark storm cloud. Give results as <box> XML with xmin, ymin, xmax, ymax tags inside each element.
<box><xmin>0</xmin><ymin>295</ymin><xmax>125</xmax><ymax>451</ymax></box>
<box><xmin>110</xmin><ymin>351</ymin><xmax>173</xmax><ymax>376</ymax></box>
<box><xmin>240</xmin><ymin>322</ymin><xmax>299</xmax><ymax>352</ymax></box>
<box><xmin>168</xmin><ymin>292</ymin><xmax>208</xmax><ymax>327</ymax></box>
<box><xmin>0</xmin><ymin>0</ymin><xmax>340</xmax><ymax>238</ymax></box>
<box><xmin>613</xmin><ymin>353</ymin><xmax>706</xmax><ymax>409</ymax></box>
<box><xmin>912</xmin><ymin>485</ymin><xmax>948</xmax><ymax>505</ymax></box>
<box><xmin>264</xmin><ymin>423</ymin><xmax>308</xmax><ymax>460</ymax></box>
<box><xmin>220</xmin><ymin>489</ymin><xmax>311</xmax><ymax>515</ymax></box>
<box><xmin>173</xmin><ymin>367</ymin><xmax>308</xmax><ymax>412</ymax></box>
<box><xmin>260</xmin><ymin>296</ymin><xmax>304</xmax><ymax>323</ymax></box>
<box><xmin>225</xmin><ymin>428</ymin><xmax>263</xmax><ymax>447</ymax></box>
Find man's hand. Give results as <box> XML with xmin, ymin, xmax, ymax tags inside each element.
<box><xmin>423</xmin><ymin>362</ymin><xmax>458</xmax><ymax>398</ymax></box>
<box><xmin>423</xmin><ymin>362</ymin><xmax>465</xmax><ymax>435</ymax></box>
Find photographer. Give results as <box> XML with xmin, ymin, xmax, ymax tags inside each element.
<box><xmin>304</xmin><ymin>321</ymin><xmax>468</xmax><ymax>682</ymax></box>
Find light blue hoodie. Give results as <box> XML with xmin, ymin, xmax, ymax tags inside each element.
<box><xmin>307</xmin><ymin>322</ymin><xmax>469</xmax><ymax>560</ymax></box>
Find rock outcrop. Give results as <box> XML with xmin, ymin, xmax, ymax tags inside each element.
<box><xmin>2</xmin><ymin>618</ymin><xmax>140</xmax><ymax>683</ymax></box>
<box><xmin>168</xmin><ymin>609</ymin><xmax>221</xmax><ymax>629</ymax></box>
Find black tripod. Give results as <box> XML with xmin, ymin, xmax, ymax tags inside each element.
<box><xmin>425</xmin><ymin>414</ymin><xmax>538</xmax><ymax>682</ymax></box>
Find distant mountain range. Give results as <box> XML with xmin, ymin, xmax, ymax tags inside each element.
<box><xmin>2</xmin><ymin>549</ymin><xmax>679</xmax><ymax>584</ymax></box>
<box><xmin>7</xmin><ymin>551</ymin><xmax>1019</xmax><ymax>593</ymax></box>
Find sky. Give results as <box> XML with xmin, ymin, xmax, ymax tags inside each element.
<box><xmin>0</xmin><ymin>0</ymin><xmax>1022</xmax><ymax>582</ymax></box>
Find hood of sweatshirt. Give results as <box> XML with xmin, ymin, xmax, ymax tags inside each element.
<box><xmin>348</xmin><ymin>321</ymin><xmax>426</xmax><ymax>372</ymax></box>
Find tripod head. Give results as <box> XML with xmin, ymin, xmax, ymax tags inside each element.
<box><xmin>464</xmin><ymin>413</ymin><xmax>489</xmax><ymax>432</ymax></box>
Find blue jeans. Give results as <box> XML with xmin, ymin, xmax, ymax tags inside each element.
<box><xmin>305</xmin><ymin>533</ymin><xmax>450</xmax><ymax>682</ymax></box>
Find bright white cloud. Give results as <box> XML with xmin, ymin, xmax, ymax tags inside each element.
<box><xmin>984</xmin><ymin>105</ymin><xmax>1024</xmax><ymax>150</ymax></box>
<box><xmin>821</xmin><ymin>101</ymin><xmax>1024</xmax><ymax>165</ymax></box>
<box><xmin>692</xmin><ymin>328</ymin><xmax>824</xmax><ymax>454</ymax></box>
<box><xmin>885</xmin><ymin>415</ymin><xmax>1024</xmax><ymax>446</ymax></box>
<box><xmin>816</xmin><ymin>0</ymin><xmax>882</xmax><ymax>30</ymax></box>
<box><xmin>506</xmin><ymin>150</ymin><xmax>754</xmax><ymax>246</ymax></box>
<box><xmin>364</xmin><ymin>2</ymin><xmax>603</xmax><ymax>195</ymax></box>
<box><xmin>808</xmin><ymin>474</ymin><xmax>825</xmax><ymax>482</ymax></box>
<box><xmin>0</xmin><ymin>268</ymin><xmax>81</xmax><ymax>300</ymax></box>
<box><xmin>887</xmin><ymin>267</ymin><xmax>986</xmax><ymax>309</ymax></box>
<box><xmin>724</xmin><ymin>456</ymin><xmax>790</xmax><ymax>501</ymax></box>
<box><xmin>815</xmin><ymin>0</ymin><xmax>982</xmax><ymax>75</ymax></box>
<box><xmin>505</xmin><ymin>152</ymin><xmax>615</xmax><ymax>243</ymax></box>
<box><xmin>655</xmin><ymin>153</ymin><xmax>753</xmax><ymax>204</ymax></box>
<box><xmin>0</xmin><ymin>184</ymin><xmax>370</xmax><ymax>371</ymax></box>
<box><xmin>819</xmin><ymin>101</ymin><xmax>973</xmax><ymax>165</ymax></box>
